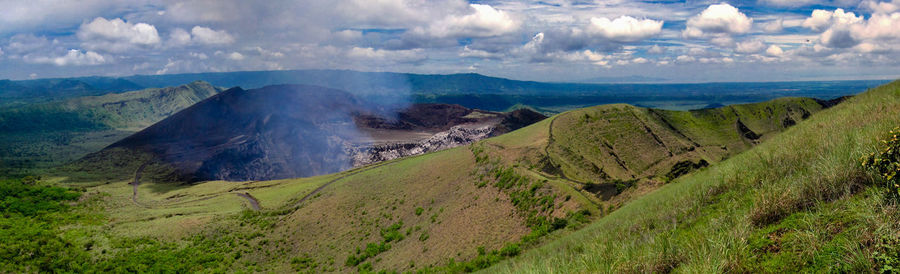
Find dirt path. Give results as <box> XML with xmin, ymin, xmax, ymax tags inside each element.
<box><xmin>543</xmin><ymin>114</ymin><xmax>589</xmax><ymax>185</ymax></box>
<box><xmin>234</xmin><ymin>192</ymin><xmax>261</xmax><ymax>211</ymax></box>
<box><xmin>130</xmin><ymin>163</ymin><xmax>150</xmax><ymax>208</ymax></box>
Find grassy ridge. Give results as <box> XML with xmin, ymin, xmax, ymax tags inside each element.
<box><xmin>547</xmin><ymin>98</ymin><xmax>825</xmax><ymax>184</ymax></box>
<box><xmin>488</xmin><ymin>81</ymin><xmax>900</xmax><ymax>272</ymax></box>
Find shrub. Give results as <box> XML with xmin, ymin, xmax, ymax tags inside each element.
<box><xmin>862</xmin><ymin>127</ymin><xmax>900</xmax><ymax>203</ymax></box>
<box><xmin>415</xmin><ymin>207</ymin><xmax>424</xmax><ymax>216</ymax></box>
<box><xmin>499</xmin><ymin>243</ymin><xmax>520</xmax><ymax>257</ymax></box>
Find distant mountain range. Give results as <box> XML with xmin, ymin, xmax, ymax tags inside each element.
<box><xmin>1</xmin><ymin>70</ymin><xmax>888</xmax><ymax>113</ymax></box>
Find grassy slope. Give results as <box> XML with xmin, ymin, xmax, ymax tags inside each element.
<box><xmin>51</xmin><ymin>113</ymin><xmax>598</xmax><ymax>272</ymax></box>
<box><xmin>0</xmin><ymin>81</ymin><xmax>221</xmax><ymax>174</ymax></box>
<box><xmin>487</xmin><ymin>81</ymin><xmax>900</xmax><ymax>272</ymax></box>
<box><xmin>548</xmin><ymin>98</ymin><xmax>824</xmax><ymax>183</ymax></box>
<box><xmin>51</xmin><ymin>94</ymin><xmax>841</xmax><ymax>272</ymax></box>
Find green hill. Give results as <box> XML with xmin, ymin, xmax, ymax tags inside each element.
<box><xmin>488</xmin><ymin>81</ymin><xmax>900</xmax><ymax>272</ymax></box>
<box><xmin>0</xmin><ymin>81</ymin><xmax>222</xmax><ymax>175</ymax></box>
<box><xmin>20</xmin><ymin>87</ymin><xmax>861</xmax><ymax>272</ymax></box>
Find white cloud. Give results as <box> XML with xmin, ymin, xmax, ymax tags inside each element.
<box><xmin>766</xmin><ymin>45</ymin><xmax>785</xmax><ymax>56</ymax></box>
<box><xmin>423</xmin><ymin>4</ymin><xmax>520</xmax><ymax>38</ymax></box>
<box><xmin>676</xmin><ymin>55</ymin><xmax>695</xmax><ymax>62</ymax></box>
<box><xmin>631</xmin><ymin>57</ymin><xmax>649</xmax><ymax>64</ymax></box>
<box><xmin>863</xmin><ymin>0</ymin><xmax>900</xmax><ymax>13</ymax></box>
<box><xmin>226</xmin><ymin>52</ymin><xmax>245</xmax><ymax>60</ymax></box>
<box><xmin>169</xmin><ymin>28</ymin><xmax>193</xmax><ymax>45</ymax></box>
<box><xmin>802</xmin><ymin>8</ymin><xmax>900</xmax><ymax>49</ymax></box>
<box><xmin>587</xmin><ymin>16</ymin><xmax>663</xmax><ymax>42</ymax></box>
<box><xmin>852</xmin><ymin>12</ymin><xmax>900</xmax><ymax>40</ymax></box>
<box><xmin>683</xmin><ymin>3</ymin><xmax>753</xmax><ymax>38</ymax></box>
<box><xmin>77</xmin><ymin>17</ymin><xmax>160</xmax><ymax>52</ymax></box>
<box><xmin>459</xmin><ymin>46</ymin><xmax>502</xmax><ymax>59</ymax></box>
<box><xmin>648</xmin><ymin>45</ymin><xmax>665</xmax><ymax>54</ymax></box>
<box><xmin>710</xmin><ymin>36</ymin><xmax>735</xmax><ymax>47</ymax></box>
<box><xmin>28</xmin><ymin>49</ymin><xmax>108</xmax><ymax>66</ymax></box>
<box><xmin>735</xmin><ymin>40</ymin><xmax>766</xmax><ymax>53</ymax></box>
<box><xmin>802</xmin><ymin>9</ymin><xmax>863</xmax><ymax>32</ymax></box>
<box><xmin>764</xmin><ymin>18</ymin><xmax>784</xmax><ymax>33</ymax></box>
<box><xmin>253</xmin><ymin>47</ymin><xmax>285</xmax><ymax>58</ymax></box>
<box><xmin>332</xmin><ymin>30</ymin><xmax>363</xmax><ymax>42</ymax></box>
<box><xmin>189</xmin><ymin>52</ymin><xmax>209</xmax><ymax>60</ymax></box>
<box><xmin>190</xmin><ymin>26</ymin><xmax>236</xmax><ymax>45</ymax></box>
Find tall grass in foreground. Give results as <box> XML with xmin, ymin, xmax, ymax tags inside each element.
<box><xmin>488</xmin><ymin>81</ymin><xmax>900</xmax><ymax>273</ymax></box>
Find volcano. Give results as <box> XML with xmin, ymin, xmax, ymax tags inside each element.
<box><xmin>83</xmin><ymin>84</ymin><xmax>545</xmax><ymax>182</ymax></box>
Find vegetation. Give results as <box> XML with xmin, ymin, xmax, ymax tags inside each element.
<box><xmin>862</xmin><ymin>127</ymin><xmax>900</xmax><ymax>203</ymax></box>
<box><xmin>2</xmin><ymin>76</ymin><xmax>894</xmax><ymax>272</ymax></box>
<box><xmin>488</xmin><ymin>80</ymin><xmax>900</xmax><ymax>273</ymax></box>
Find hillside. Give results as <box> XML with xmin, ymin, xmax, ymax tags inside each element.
<box><xmin>488</xmin><ymin>81</ymin><xmax>900</xmax><ymax>272</ymax></box>
<box><xmin>547</xmin><ymin>98</ymin><xmax>831</xmax><ymax>184</ymax></box>
<box><xmin>23</xmin><ymin>86</ymin><xmax>856</xmax><ymax>273</ymax></box>
<box><xmin>0</xmin><ymin>81</ymin><xmax>222</xmax><ymax>175</ymax></box>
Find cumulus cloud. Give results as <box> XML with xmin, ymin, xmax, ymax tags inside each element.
<box><xmin>169</xmin><ymin>28</ymin><xmax>193</xmax><ymax>45</ymax></box>
<box><xmin>190</xmin><ymin>26</ymin><xmax>236</xmax><ymax>45</ymax></box>
<box><xmin>766</xmin><ymin>45</ymin><xmax>785</xmax><ymax>56</ymax></box>
<box><xmin>683</xmin><ymin>3</ymin><xmax>753</xmax><ymax>38</ymax></box>
<box><xmin>418</xmin><ymin>4</ymin><xmax>519</xmax><ymax>38</ymax></box>
<box><xmin>735</xmin><ymin>40</ymin><xmax>766</xmax><ymax>53</ymax></box>
<box><xmin>586</xmin><ymin>16</ymin><xmax>663</xmax><ymax>42</ymax></box>
<box><xmin>802</xmin><ymin>9</ymin><xmax>863</xmax><ymax>32</ymax></box>
<box><xmin>226</xmin><ymin>52</ymin><xmax>245</xmax><ymax>60</ymax></box>
<box><xmin>28</xmin><ymin>49</ymin><xmax>107</xmax><ymax>66</ymax></box>
<box><xmin>167</xmin><ymin>26</ymin><xmax>235</xmax><ymax>46</ymax></box>
<box><xmin>648</xmin><ymin>45</ymin><xmax>665</xmax><ymax>54</ymax></box>
<box><xmin>77</xmin><ymin>17</ymin><xmax>160</xmax><ymax>52</ymax></box>
<box><xmin>865</xmin><ymin>0</ymin><xmax>900</xmax><ymax>13</ymax></box>
<box><xmin>802</xmin><ymin>8</ymin><xmax>900</xmax><ymax>49</ymax></box>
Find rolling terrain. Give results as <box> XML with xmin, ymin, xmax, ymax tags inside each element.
<box><xmin>28</xmin><ymin>82</ymin><xmax>867</xmax><ymax>272</ymax></box>
<box><xmin>489</xmin><ymin>80</ymin><xmax>900</xmax><ymax>273</ymax></box>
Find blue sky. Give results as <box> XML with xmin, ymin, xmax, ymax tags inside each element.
<box><xmin>0</xmin><ymin>0</ymin><xmax>898</xmax><ymax>82</ymax></box>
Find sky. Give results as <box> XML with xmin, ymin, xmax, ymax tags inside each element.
<box><xmin>0</xmin><ymin>0</ymin><xmax>899</xmax><ymax>83</ymax></box>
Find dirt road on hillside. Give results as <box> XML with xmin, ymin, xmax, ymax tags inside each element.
<box><xmin>130</xmin><ymin>163</ymin><xmax>149</xmax><ymax>208</ymax></box>
<box><xmin>235</xmin><ymin>192</ymin><xmax>261</xmax><ymax>211</ymax></box>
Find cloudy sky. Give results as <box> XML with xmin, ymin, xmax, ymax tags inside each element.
<box><xmin>1</xmin><ymin>0</ymin><xmax>899</xmax><ymax>82</ymax></box>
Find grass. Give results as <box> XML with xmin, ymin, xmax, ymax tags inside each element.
<box><xmin>486</xmin><ymin>80</ymin><xmax>900</xmax><ymax>272</ymax></box>
<box><xmin>547</xmin><ymin>98</ymin><xmax>826</xmax><ymax>183</ymax></box>
<box><xmin>6</xmin><ymin>81</ymin><xmax>890</xmax><ymax>272</ymax></box>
